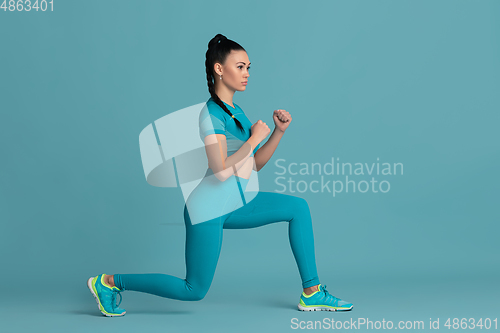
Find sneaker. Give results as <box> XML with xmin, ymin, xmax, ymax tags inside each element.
<box><xmin>298</xmin><ymin>284</ymin><xmax>353</xmax><ymax>311</ymax></box>
<box><xmin>87</xmin><ymin>274</ymin><xmax>126</xmax><ymax>317</ymax></box>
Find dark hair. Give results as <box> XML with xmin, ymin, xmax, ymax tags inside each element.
<box><xmin>205</xmin><ymin>34</ymin><xmax>246</xmax><ymax>133</ymax></box>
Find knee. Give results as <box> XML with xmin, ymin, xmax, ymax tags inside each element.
<box><xmin>188</xmin><ymin>292</ymin><xmax>205</xmax><ymax>301</ymax></box>
<box><xmin>185</xmin><ymin>282</ymin><xmax>209</xmax><ymax>301</ymax></box>
<box><xmin>291</xmin><ymin>196</ymin><xmax>310</xmax><ymax>213</ymax></box>
<box><xmin>191</xmin><ymin>288</ymin><xmax>208</xmax><ymax>301</ymax></box>
<box><xmin>286</xmin><ymin>196</ymin><xmax>312</xmax><ymax>224</ymax></box>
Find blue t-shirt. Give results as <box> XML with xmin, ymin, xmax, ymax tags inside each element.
<box><xmin>199</xmin><ymin>97</ymin><xmax>261</xmax><ymax>158</ymax></box>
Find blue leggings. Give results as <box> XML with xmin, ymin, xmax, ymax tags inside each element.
<box><xmin>114</xmin><ymin>176</ymin><xmax>320</xmax><ymax>301</ymax></box>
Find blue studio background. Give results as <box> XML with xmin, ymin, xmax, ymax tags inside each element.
<box><xmin>1</xmin><ymin>0</ymin><xmax>499</xmax><ymax>332</ymax></box>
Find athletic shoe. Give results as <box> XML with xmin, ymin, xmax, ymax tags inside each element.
<box><xmin>87</xmin><ymin>274</ymin><xmax>126</xmax><ymax>317</ymax></box>
<box><xmin>298</xmin><ymin>284</ymin><xmax>353</xmax><ymax>311</ymax></box>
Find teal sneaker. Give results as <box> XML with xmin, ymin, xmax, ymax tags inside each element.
<box><xmin>298</xmin><ymin>284</ymin><xmax>353</xmax><ymax>311</ymax></box>
<box><xmin>87</xmin><ymin>274</ymin><xmax>126</xmax><ymax>317</ymax></box>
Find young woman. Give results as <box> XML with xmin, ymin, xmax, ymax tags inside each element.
<box><xmin>87</xmin><ymin>34</ymin><xmax>354</xmax><ymax>317</ymax></box>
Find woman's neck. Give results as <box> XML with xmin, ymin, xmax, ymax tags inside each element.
<box><xmin>215</xmin><ymin>86</ymin><xmax>235</xmax><ymax>108</ymax></box>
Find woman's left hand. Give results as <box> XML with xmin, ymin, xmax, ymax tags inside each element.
<box><xmin>273</xmin><ymin>109</ymin><xmax>292</xmax><ymax>132</ymax></box>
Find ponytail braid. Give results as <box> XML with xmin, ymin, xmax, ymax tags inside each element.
<box><xmin>205</xmin><ymin>34</ymin><xmax>245</xmax><ymax>133</ymax></box>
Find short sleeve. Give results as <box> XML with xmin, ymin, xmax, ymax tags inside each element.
<box><xmin>199</xmin><ymin>107</ymin><xmax>226</xmax><ymax>141</ymax></box>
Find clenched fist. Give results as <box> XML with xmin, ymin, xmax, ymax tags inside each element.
<box><xmin>273</xmin><ymin>109</ymin><xmax>292</xmax><ymax>132</ymax></box>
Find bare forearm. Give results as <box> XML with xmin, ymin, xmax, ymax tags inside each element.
<box><xmin>213</xmin><ymin>136</ymin><xmax>261</xmax><ymax>181</ymax></box>
<box><xmin>254</xmin><ymin>128</ymin><xmax>284</xmax><ymax>171</ymax></box>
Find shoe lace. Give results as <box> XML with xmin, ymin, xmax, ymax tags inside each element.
<box><xmin>321</xmin><ymin>285</ymin><xmax>339</xmax><ymax>306</ymax></box>
<box><xmin>110</xmin><ymin>289</ymin><xmax>123</xmax><ymax>310</ymax></box>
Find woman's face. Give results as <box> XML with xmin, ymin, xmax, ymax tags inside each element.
<box><xmin>215</xmin><ymin>50</ymin><xmax>250</xmax><ymax>92</ymax></box>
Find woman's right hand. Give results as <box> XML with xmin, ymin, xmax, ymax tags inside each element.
<box><xmin>250</xmin><ymin>120</ymin><xmax>271</xmax><ymax>143</ymax></box>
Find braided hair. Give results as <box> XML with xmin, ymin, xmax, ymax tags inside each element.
<box><xmin>205</xmin><ymin>34</ymin><xmax>246</xmax><ymax>133</ymax></box>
